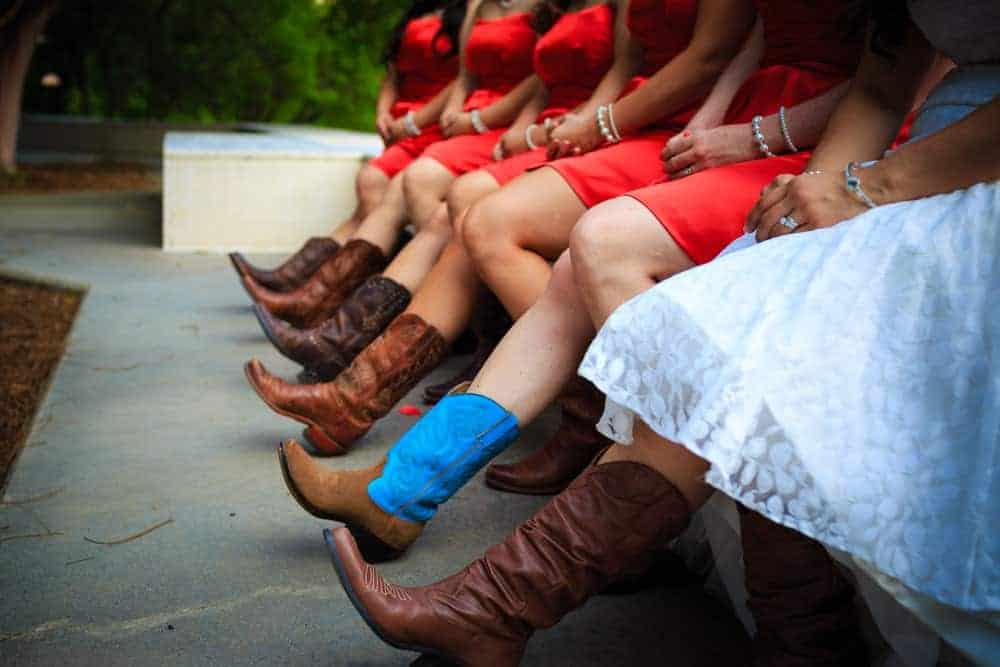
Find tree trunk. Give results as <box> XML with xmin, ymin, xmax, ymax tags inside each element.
<box><xmin>0</xmin><ymin>0</ymin><xmax>58</xmax><ymax>174</ymax></box>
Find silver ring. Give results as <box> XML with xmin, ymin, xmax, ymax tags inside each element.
<box><xmin>778</xmin><ymin>215</ymin><xmax>799</xmax><ymax>230</ymax></box>
<box><xmin>681</xmin><ymin>166</ymin><xmax>693</xmax><ymax>177</ymax></box>
<box><xmin>492</xmin><ymin>143</ymin><xmax>504</xmax><ymax>161</ymax></box>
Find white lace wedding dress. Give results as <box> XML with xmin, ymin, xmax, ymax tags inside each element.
<box><xmin>579</xmin><ymin>53</ymin><xmax>1000</xmax><ymax>667</ymax></box>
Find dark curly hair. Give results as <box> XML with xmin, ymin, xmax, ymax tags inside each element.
<box><xmin>531</xmin><ymin>0</ymin><xmax>576</xmax><ymax>34</ymax></box>
<box><xmin>383</xmin><ymin>0</ymin><xmax>466</xmax><ymax>65</ymax></box>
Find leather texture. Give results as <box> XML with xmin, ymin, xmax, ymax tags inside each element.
<box><xmin>243</xmin><ymin>239</ymin><xmax>386</xmax><ymax>329</ymax></box>
<box><xmin>329</xmin><ymin>460</ymin><xmax>692</xmax><ymax>666</ymax></box>
<box><xmin>245</xmin><ymin>313</ymin><xmax>448</xmax><ymax>453</ymax></box>
<box><xmin>278</xmin><ymin>440</ymin><xmax>423</xmax><ymax>552</ymax></box>
<box><xmin>254</xmin><ymin>276</ymin><xmax>411</xmax><ymax>381</ymax></box>
<box><xmin>367</xmin><ymin>391</ymin><xmax>520</xmax><ymax>523</ymax></box>
<box><xmin>229</xmin><ymin>237</ymin><xmax>340</xmax><ymax>292</ymax></box>
<box><xmin>486</xmin><ymin>376</ymin><xmax>611</xmax><ymax>495</ymax></box>
<box><xmin>740</xmin><ymin>507</ymin><xmax>867</xmax><ymax>667</ymax></box>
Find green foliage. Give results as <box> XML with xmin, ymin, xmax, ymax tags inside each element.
<box><xmin>22</xmin><ymin>0</ymin><xmax>408</xmax><ymax>131</ymax></box>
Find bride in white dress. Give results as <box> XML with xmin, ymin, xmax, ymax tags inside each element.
<box><xmin>578</xmin><ymin>1</ymin><xmax>1000</xmax><ymax>663</ymax></box>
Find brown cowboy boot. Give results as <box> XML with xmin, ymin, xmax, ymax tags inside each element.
<box><xmin>486</xmin><ymin>377</ymin><xmax>611</xmax><ymax>495</ymax></box>
<box><xmin>229</xmin><ymin>237</ymin><xmax>340</xmax><ymax>292</ymax></box>
<box><xmin>326</xmin><ymin>459</ymin><xmax>692</xmax><ymax>666</ymax></box>
<box><xmin>243</xmin><ymin>239</ymin><xmax>386</xmax><ymax>329</ymax></box>
<box><xmin>277</xmin><ymin>440</ymin><xmax>423</xmax><ymax>561</ymax></box>
<box><xmin>740</xmin><ymin>508</ymin><xmax>867</xmax><ymax>666</ymax></box>
<box><xmin>245</xmin><ymin>313</ymin><xmax>448</xmax><ymax>455</ymax></box>
<box><xmin>254</xmin><ymin>276</ymin><xmax>412</xmax><ymax>382</ymax></box>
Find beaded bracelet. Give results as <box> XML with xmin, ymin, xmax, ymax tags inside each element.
<box><xmin>403</xmin><ymin>111</ymin><xmax>421</xmax><ymax>138</ymax></box>
<box><xmin>596</xmin><ymin>105</ymin><xmax>621</xmax><ymax>145</ymax></box>
<box><xmin>606</xmin><ymin>103</ymin><xmax>622</xmax><ymax>143</ymax></box>
<box><xmin>778</xmin><ymin>107</ymin><xmax>798</xmax><ymax>153</ymax></box>
<box><xmin>525</xmin><ymin>124</ymin><xmax>540</xmax><ymax>151</ymax></box>
<box><xmin>751</xmin><ymin>115</ymin><xmax>776</xmax><ymax>158</ymax></box>
<box><xmin>470</xmin><ymin>109</ymin><xmax>489</xmax><ymax>134</ymax></box>
<box><xmin>844</xmin><ymin>161</ymin><xmax>879</xmax><ymax>208</ymax></box>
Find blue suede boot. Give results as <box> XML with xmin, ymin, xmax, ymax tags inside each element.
<box><xmin>368</xmin><ymin>390</ymin><xmax>520</xmax><ymax>524</ymax></box>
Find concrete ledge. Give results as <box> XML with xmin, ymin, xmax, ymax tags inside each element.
<box><xmin>163</xmin><ymin>132</ymin><xmax>384</xmax><ymax>253</ymax></box>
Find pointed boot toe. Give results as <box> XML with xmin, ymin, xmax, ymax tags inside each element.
<box><xmin>229</xmin><ymin>252</ymin><xmax>253</xmax><ymax>281</ymax></box>
<box><xmin>253</xmin><ymin>304</ymin><xmax>307</xmax><ymax>362</ymax></box>
<box><xmin>279</xmin><ymin>441</ymin><xmax>422</xmax><ymax>560</ymax></box>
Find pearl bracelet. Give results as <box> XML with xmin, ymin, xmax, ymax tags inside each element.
<box><xmin>470</xmin><ymin>109</ymin><xmax>489</xmax><ymax>134</ymax></box>
<box><xmin>596</xmin><ymin>105</ymin><xmax>621</xmax><ymax>145</ymax></box>
<box><xmin>751</xmin><ymin>115</ymin><xmax>776</xmax><ymax>158</ymax></box>
<box><xmin>778</xmin><ymin>106</ymin><xmax>798</xmax><ymax>153</ymax></box>
<box><xmin>403</xmin><ymin>111</ymin><xmax>421</xmax><ymax>138</ymax></box>
<box><xmin>525</xmin><ymin>124</ymin><xmax>540</xmax><ymax>150</ymax></box>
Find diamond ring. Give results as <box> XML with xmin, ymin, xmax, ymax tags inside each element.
<box><xmin>778</xmin><ymin>215</ymin><xmax>799</xmax><ymax>230</ymax></box>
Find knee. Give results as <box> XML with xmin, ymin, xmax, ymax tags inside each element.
<box><xmin>544</xmin><ymin>251</ymin><xmax>580</xmax><ymax>303</ymax></box>
<box><xmin>568</xmin><ymin>201</ymin><xmax>624</xmax><ymax>282</ymax></box>
<box><xmin>403</xmin><ymin>159</ymin><xmax>444</xmax><ymax>206</ymax></box>
<box><xmin>447</xmin><ymin>172</ymin><xmax>496</xmax><ymax>223</ymax></box>
<box><xmin>355</xmin><ymin>165</ymin><xmax>387</xmax><ymax>210</ymax></box>
<box><xmin>461</xmin><ymin>194</ymin><xmax>517</xmax><ymax>265</ymax></box>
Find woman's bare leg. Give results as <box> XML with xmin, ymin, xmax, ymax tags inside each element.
<box><xmin>403</xmin><ymin>237</ymin><xmax>483</xmax><ymax>343</ymax></box>
<box><xmin>601</xmin><ymin>422</ymin><xmax>713</xmax><ymax>509</ymax></box>
<box><xmin>462</xmin><ymin>167</ymin><xmax>587</xmax><ymax>316</ymax></box>
<box><xmin>570</xmin><ymin>197</ymin><xmax>695</xmax><ymax>328</ymax></box>
<box><xmin>403</xmin><ymin>157</ymin><xmax>459</xmax><ymax>229</ymax></box>
<box><xmin>382</xmin><ymin>203</ymin><xmax>454</xmax><ymax>291</ymax></box>
<box><xmin>468</xmin><ymin>252</ymin><xmax>594</xmax><ymax>423</ymax></box>
<box><xmin>347</xmin><ymin>175</ymin><xmax>410</xmax><ymax>255</ymax></box>
<box><xmin>331</xmin><ymin>163</ymin><xmax>391</xmax><ymax>242</ymax></box>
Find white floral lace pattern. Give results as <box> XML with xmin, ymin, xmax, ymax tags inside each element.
<box><xmin>579</xmin><ymin>182</ymin><xmax>1000</xmax><ymax>613</ymax></box>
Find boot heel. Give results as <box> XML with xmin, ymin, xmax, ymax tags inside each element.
<box><xmin>346</xmin><ymin>523</ymin><xmax>404</xmax><ymax>563</ymax></box>
<box><xmin>303</xmin><ymin>425</ymin><xmax>347</xmax><ymax>456</ymax></box>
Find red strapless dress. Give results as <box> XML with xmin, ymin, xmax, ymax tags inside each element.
<box><xmin>421</xmin><ymin>12</ymin><xmax>538</xmax><ymax>175</ymax></box>
<box><xmin>369</xmin><ymin>15</ymin><xmax>459</xmax><ymax>178</ymax></box>
<box><xmin>484</xmin><ymin>3</ymin><xmax>615</xmax><ymax>185</ymax></box>
<box><xmin>629</xmin><ymin>0</ymin><xmax>864</xmax><ymax>264</ymax></box>
<box><xmin>539</xmin><ymin>0</ymin><xmax>700</xmax><ymax>207</ymax></box>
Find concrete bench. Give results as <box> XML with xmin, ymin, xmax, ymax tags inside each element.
<box><xmin>162</xmin><ymin>131</ymin><xmax>384</xmax><ymax>253</ymax></box>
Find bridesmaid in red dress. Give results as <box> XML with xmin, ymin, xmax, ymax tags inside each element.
<box><xmin>250</xmin><ymin>1</ymin><xmax>623</xmax><ymax>381</ymax></box>
<box><xmin>244</xmin><ymin>0</ymin><xmax>626</xmax><ymax>450</ymax></box>
<box><xmin>241</xmin><ymin>0</ymin><xmax>537</xmax><ymax>331</ymax></box>
<box><xmin>230</xmin><ymin>0</ymin><xmax>464</xmax><ymax>292</ymax></box>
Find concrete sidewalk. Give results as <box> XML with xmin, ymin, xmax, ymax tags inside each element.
<box><xmin>0</xmin><ymin>193</ymin><xmax>748</xmax><ymax>666</ymax></box>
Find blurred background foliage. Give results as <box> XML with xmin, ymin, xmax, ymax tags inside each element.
<box><xmin>22</xmin><ymin>0</ymin><xmax>405</xmax><ymax>131</ymax></box>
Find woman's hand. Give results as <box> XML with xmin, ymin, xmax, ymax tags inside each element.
<box><xmin>386</xmin><ymin>117</ymin><xmax>410</xmax><ymax>143</ymax></box>
<box><xmin>494</xmin><ymin>126</ymin><xmax>531</xmax><ymax>160</ymax></box>
<box><xmin>661</xmin><ymin>124</ymin><xmax>758</xmax><ymax>179</ymax></box>
<box><xmin>547</xmin><ymin>111</ymin><xmax>604</xmax><ymax>159</ymax></box>
<box><xmin>746</xmin><ymin>170</ymin><xmax>869</xmax><ymax>241</ymax></box>
<box><xmin>442</xmin><ymin>111</ymin><xmax>475</xmax><ymax>138</ymax></box>
<box><xmin>376</xmin><ymin>112</ymin><xmax>396</xmax><ymax>145</ymax></box>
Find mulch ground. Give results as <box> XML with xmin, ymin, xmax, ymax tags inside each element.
<box><xmin>0</xmin><ymin>163</ymin><xmax>160</xmax><ymax>194</ymax></box>
<box><xmin>0</xmin><ymin>277</ymin><xmax>83</xmax><ymax>492</ymax></box>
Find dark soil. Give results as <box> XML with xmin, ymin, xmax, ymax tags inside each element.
<box><xmin>0</xmin><ymin>277</ymin><xmax>83</xmax><ymax>492</ymax></box>
<box><xmin>0</xmin><ymin>162</ymin><xmax>160</xmax><ymax>194</ymax></box>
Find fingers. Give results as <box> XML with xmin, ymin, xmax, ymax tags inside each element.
<box><xmin>664</xmin><ymin>149</ymin><xmax>697</xmax><ymax>177</ymax></box>
<box><xmin>756</xmin><ymin>206</ymin><xmax>802</xmax><ymax>242</ymax></box>
<box><xmin>746</xmin><ymin>174</ymin><xmax>795</xmax><ymax>232</ymax></box>
<box><xmin>663</xmin><ymin>132</ymin><xmax>693</xmax><ymax>160</ymax></box>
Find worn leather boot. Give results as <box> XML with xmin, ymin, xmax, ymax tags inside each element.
<box><xmin>422</xmin><ymin>293</ymin><xmax>512</xmax><ymax>405</ymax></box>
<box><xmin>486</xmin><ymin>377</ymin><xmax>611</xmax><ymax>495</ymax></box>
<box><xmin>245</xmin><ymin>313</ymin><xmax>448</xmax><ymax>455</ymax></box>
<box><xmin>279</xmin><ymin>384</ymin><xmax>519</xmax><ymax>560</ymax></box>
<box><xmin>229</xmin><ymin>237</ymin><xmax>340</xmax><ymax>292</ymax></box>
<box><xmin>277</xmin><ymin>440</ymin><xmax>423</xmax><ymax>561</ymax></box>
<box><xmin>254</xmin><ymin>276</ymin><xmax>412</xmax><ymax>382</ymax></box>
<box><xmin>326</xmin><ymin>459</ymin><xmax>692</xmax><ymax>666</ymax></box>
<box><xmin>243</xmin><ymin>239</ymin><xmax>386</xmax><ymax>329</ymax></box>
<box><xmin>740</xmin><ymin>508</ymin><xmax>867</xmax><ymax>666</ymax></box>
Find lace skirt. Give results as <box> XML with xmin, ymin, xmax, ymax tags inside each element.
<box><xmin>579</xmin><ymin>181</ymin><xmax>1000</xmax><ymax>615</ymax></box>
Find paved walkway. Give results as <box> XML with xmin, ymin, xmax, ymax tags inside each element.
<box><xmin>0</xmin><ymin>192</ymin><xmax>749</xmax><ymax>665</ymax></box>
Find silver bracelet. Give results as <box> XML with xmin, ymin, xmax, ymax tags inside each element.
<box><xmin>778</xmin><ymin>106</ymin><xmax>798</xmax><ymax>153</ymax></box>
<box><xmin>403</xmin><ymin>111</ymin><xmax>421</xmax><ymax>138</ymax></box>
<box><xmin>470</xmin><ymin>109</ymin><xmax>489</xmax><ymax>134</ymax></box>
<box><xmin>844</xmin><ymin>161</ymin><xmax>879</xmax><ymax>208</ymax></box>
<box><xmin>606</xmin><ymin>103</ymin><xmax>623</xmax><ymax>142</ymax></box>
<box><xmin>596</xmin><ymin>105</ymin><xmax>620</xmax><ymax>145</ymax></box>
<box><xmin>524</xmin><ymin>124</ymin><xmax>540</xmax><ymax>150</ymax></box>
<box><xmin>751</xmin><ymin>115</ymin><xmax>776</xmax><ymax>158</ymax></box>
